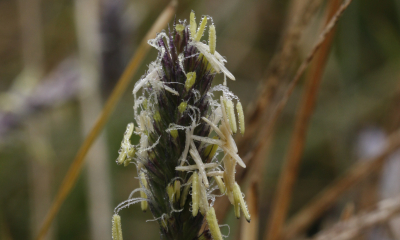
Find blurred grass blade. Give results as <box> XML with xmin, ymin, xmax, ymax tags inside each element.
<box><xmin>265</xmin><ymin>0</ymin><xmax>343</xmax><ymax>239</ymax></box>
<box><xmin>283</xmin><ymin>128</ymin><xmax>400</xmax><ymax>239</ymax></box>
<box><xmin>35</xmin><ymin>1</ymin><xmax>177</xmax><ymax>239</ymax></box>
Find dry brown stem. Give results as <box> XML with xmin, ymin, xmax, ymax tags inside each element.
<box><xmin>215</xmin><ymin>0</ymin><xmax>323</xmax><ymax>222</ymax></box>
<box><xmin>238</xmin><ymin>0</ymin><xmax>323</xmax><ymax>156</ymax></box>
<box><xmin>34</xmin><ymin>2</ymin><xmax>177</xmax><ymax>239</ymax></box>
<box><xmin>264</xmin><ymin>1</ymin><xmax>344</xmax><ymax>240</ymax></box>
<box><xmin>313</xmin><ymin>195</ymin><xmax>400</xmax><ymax>240</ymax></box>
<box><xmin>283</xmin><ymin>128</ymin><xmax>400</xmax><ymax>239</ymax></box>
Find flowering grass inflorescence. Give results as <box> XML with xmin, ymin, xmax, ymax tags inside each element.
<box><xmin>112</xmin><ymin>11</ymin><xmax>250</xmax><ymax>240</ymax></box>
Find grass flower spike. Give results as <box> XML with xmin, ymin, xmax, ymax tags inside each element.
<box><xmin>113</xmin><ymin>11</ymin><xmax>249</xmax><ymax>240</ymax></box>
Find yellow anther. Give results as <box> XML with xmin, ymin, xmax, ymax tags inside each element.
<box><xmin>140</xmin><ymin>172</ymin><xmax>148</xmax><ymax>211</ymax></box>
<box><xmin>192</xmin><ymin>172</ymin><xmax>200</xmax><ymax>216</ymax></box>
<box><xmin>199</xmin><ymin>179</ymin><xmax>208</xmax><ymax>215</ymax></box>
<box><xmin>206</xmin><ymin>207</ymin><xmax>223</xmax><ymax>240</ymax></box>
<box><xmin>199</xmin><ymin>53</ymin><xmax>214</xmax><ymax>73</ymax></box>
<box><xmin>190</xmin><ymin>11</ymin><xmax>197</xmax><ymax>38</ymax></box>
<box><xmin>112</xmin><ymin>214</ymin><xmax>123</xmax><ymax>240</ymax></box>
<box><xmin>170</xmin><ymin>129</ymin><xmax>179</xmax><ymax>139</ymax></box>
<box><xmin>236</xmin><ymin>102</ymin><xmax>245</xmax><ymax>135</ymax></box>
<box><xmin>167</xmin><ymin>183</ymin><xmax>175</xmax><ymax>202</ymax></box>
<box><xmin>116</xmin><ymin>151</ymin><xmax>127</xmax><ymax>165</ymax></box>
<box><xmin>226</xmin><ymin>99</ymin><xmax>237</xmax><ymax>133</ymax></box>
<box><xmin>175</xmin><ymin>24</ymin><xmax>185</xmax><ymax>36</ymax></box>
<box><xmin>235</xmin><ymin>182</ymin><xmax>251</xmax><ymax>222</ymax></box>
<box><xmin>154</xmin><ymin>111</ymin><xmax>161</xmax><ymax>122</ymax></box>
<box><xmin>204</xmin><ymin>138</ymin><xmax>219</xmax><ymax>160</ymax></box>
<box><xmin>124</xmin><ymin>123</ymin><xmax>134</xmax><ymax>140</ymax></box>
<box><xmin>233</xmin><ymin>182</ymin><xmax>241</xmax><ymax>218</ymax></box>
<box><xmin>127</xmin><ymin>146</ymin><xmax>136</xmax><ymax>159</ymax></box>
<box><xmin>174</xmin><ymin>180</ymin><xmax>181</xmax><ymax>201</ymax></box>
<box><xmin>178</xmin><ymin>102</ymin><xmax>187</xmax><ymax>114</ymax></box>
<box><xmin>185</xmin><ymin>72</ymin><xmax>196</xmax><ymax>91</ymax></box>
<box><xmin>194</xmin><ymin>16</ymin><xmax>208</xmax><ymax>42</ymax></box>
<box><xmin>209</xmin><ymin>24</ymin><xmax>216</xmax><ymax>54</ymax></box>
<box><xmin>213</xmin><ymin>176</ymin><xmax>226</xmax><ymax>194</ymax></box>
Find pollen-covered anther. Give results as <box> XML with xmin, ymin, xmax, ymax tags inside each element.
<box><xmin>170</xmin><ymin>129</ymin><xmax>179</xmax><ymax>139</ymax></box>
<box><xmin>174</xmin><ymin>180</ymin><xmax>181</xmax><ymax>201</ymax></box>
<box><xmin>194</xmin><ymin>16</ymin><xmax>208</xmax><ymax>42</ymax></box>
<box><xmin>185</xmin><ymin>72</ymin><xmax>196</xmax><ymax>91</ymax></box>
<box><xmin>209</xmin><ymin>24</ymin><xmax>216</xmax><ymax>54</ymax></box>
<box><xmin>190</xmin><ymin>11</ymin><xmax>197</xmax><ymax>38</ymax></box>
<box><xmin>192</xmin><ymin>171</ymin><xmax>200</xmax><ymax>216</ymax></box>
<box><xmin>225</xmin><ymin>99</ymin><xmax>237</xmax><ymax>134</ymax></box>
<box><xmin>116</xmin><ymin>123</ymin><xmax>136</xmax><ymax>165</ymax></box>
<box><xmin>234</xmin><ymin>182</ymin><xmax>251</xmax><ymax>222</ymax></box>
<box><xmin>112</xmin><ymin>214</ymin><xmax>123</xmax><ymax>240</ymax></box>
<box><xmin>233</xmin><ymin>183</ymin><xmax>241</xmax><ymax>218</ymax></box>
<box><xmin>167</xmin><ymin>183</ymin><xmax>175</xmax><ymax>203</ymax></box>
<box><xmin>213</xmin><ymin>176</ymin><xmax>226</xmax><ymax>194</ymax></box>
<box><xmin>236</xmin><ymin>102</ymin><xmax>245</xmax><ymax>135</ymax></box>
<box><xmin>206</xmin><ymin>207</ymin><xmax>223</xmax><ymax>240</ymax></box>
<box><xmin>175</xmin><ymin>24</ymin><xmax>185</xmax><ymax>36</ymax></box>
<box><xmin>139</xmin><ymin>172</ymin><xmax>148</xmax><ymax>212</ymax></box>
<box><xmin>178</xmin><ymin>102</ymin><xmax>188</xmax><ymax>114</ymax></box>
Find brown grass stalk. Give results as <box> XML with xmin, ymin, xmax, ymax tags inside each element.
<box><xmin>238</xmin><ymin>0</ymin><xmax>323</xmax><ymax>156</ymax></box>
<box><xmin>313</xmin><ymin>195</ymin><xmax>400</xmax><ymax>240</ymax></box>
<box><xmin>264</xmin><ymin>1</ymin><xmax>343</xmax><ymax>239</ymax></box>
<box><xmin>34</xmin><ymin>2</ymin><xmax>177</xmax><ymax>239</ymax></box>
<box><xmin>282</xmin><ymin>127</ymin><xmax>400</xmax><ymax>239</ymax></box>
<box><xmin>215</xmin><ymin>0</ymin><xmax>323</xmax><ymax>222</ymax></box>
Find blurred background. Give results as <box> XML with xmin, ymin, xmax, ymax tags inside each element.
<box><xmin>1</xmin><ymin>0</ymin><xmax>400</xmax><ymax>239</ymax></box>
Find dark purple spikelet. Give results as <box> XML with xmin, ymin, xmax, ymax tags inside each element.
<box><xmin>113</xmin><ymin>12</ymin><xmax>249</xmax><ymax>240</ymax></box>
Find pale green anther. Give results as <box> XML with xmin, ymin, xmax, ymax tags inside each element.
<box><xmin>116</xmin><ymin>151</ymin><xmax>127</xmax><ymax>165</ymax></box>
<box><xmin>123</xmin><ymin>158</ymin><xmax>131</xmax><ymax>167</ymax></box>
<box><xmin>226</xmin><ymin>99</ymin><xmax>237</xmax><ymax>133</ymax></box>
<box><xmin>112</xmin><ymin>214</ymin><xmax>123</xmax><ymax>240</ymax></box>
<box><xmin>235</xmin><ymin>182</ymin><xmax>251</xmax><ymax>222</ymax></box>
<box><xmin>236</xmin><ymin>102</ymin><xmax>245</xmax><ymax>135</ymax></box>
<box><xmin>204</xmin><ymin>141</ymin><xmax>218</xmax><ymax>160</ymax></box>
<box><xmin>178</xmin><ymin>102</ymin><xmax>187</xmax><ymax>114</ymax></box>
<box><xmin>192</xmin><ymin>172</ymin><xmax>200</xmax><ymax>217</ymax></box>
<box><xmin>174</xmin><ymin>180</ymin><xmax>181</xmax><ymax>201</ymax></box>
<box><xmin>190</xmin><ymin>11</ymin><xmax>197</xmax><ymax>38</ymax></box>
<box><xmin>233</xmin><ymin>183</ymin><xmax>241</xmax><ymax>218</ymax></box>
<box><xmin>185</xmin><ymin>72</ymin><xmax>196</xmax><ymax>91</ymax></box>
<box><xmin>170</xmin><ymin>129</ymin><xmax>179</xmax><ymax>139</ymax></box>
<box><xmin>206</xmin><ymin>207</ymin><xmax>223</xmax><ymax>240</ymax></box>
<box><xmin>127</xmin><ymin>147</ymin><xmax>136</xmax><ymax>159</ymax></box>
<box><xmin>140</xmin><ymin>172</ymin><xmax>148</xmax><ymax>211</ymax></box>
<box><xmin>194</xmin><ymin>16</ymin><xmax>207</xmax><ymax>42</ymax></box>
<box><xmin>125</xmin><ymin>123</ymin><xmax>134</xmax><ymax>140</ymax></box>
<box><xmin>167</xmin><ymin>184</ymin><xmax>175</xmax><ymax>202</ymax></box>
<box><xmin>154</xmin><ymin>111</ymin><xmax>161</xmax><ymax>122</ymax></box>
<box><xmin>209</xmin><ymin>24</ymin><xmax>216</xmax><ymax>54</ymax></box>
<box><xmin>175</xmin><ymin>24</ymin><xmax>185</xmax><ymax>36</ymax></box>
<box><xmin>213</xmin><ymin>176</ymin><xmax>226</xmax><ymax>194</ymax></box>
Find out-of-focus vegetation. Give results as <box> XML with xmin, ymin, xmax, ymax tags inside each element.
<box><xmin>1</xmin><ymin>0</ymin><xmax>400</xmax><ymax>239</ymax></box>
